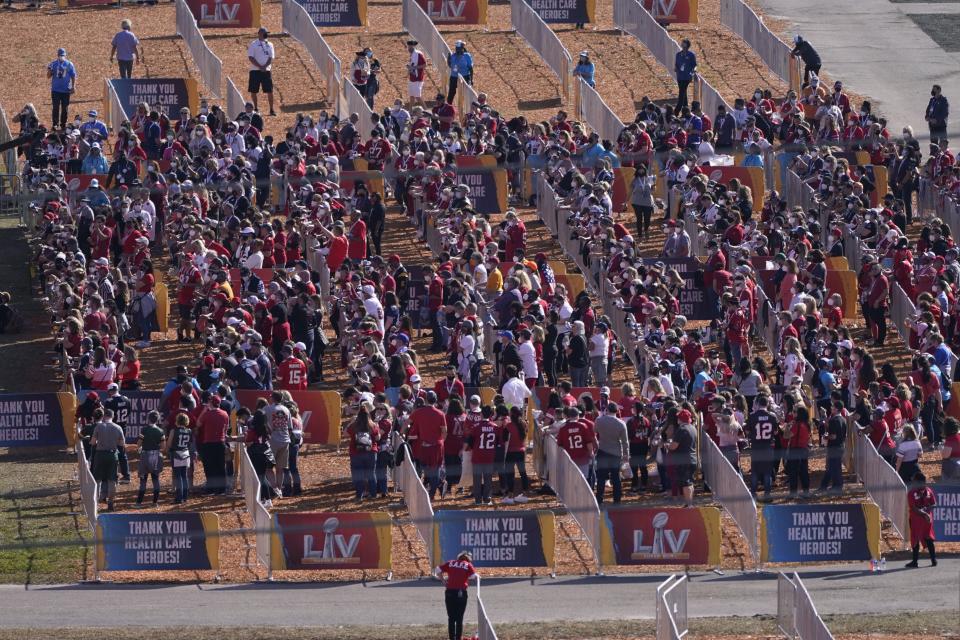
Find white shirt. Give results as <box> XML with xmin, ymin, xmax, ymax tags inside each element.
<box><xmin>502</xmin><ymin>377</ymin><xmax>533</xmax><ymax>408</ymax></box>
<box><xmin>472</xmin><ymin>263</ymin><xmax>488</xmax><ymax>288</ymax></box>
<box><xmin>248</xmin><ymin>38</ymin><xmax>275</xmax><ymax>71</ymax></box>
<box><xmin>517</xmin><ymin>340</ymin><xmax>538</xmax><ymax>379</ymax></box>
<box><xmin>244</xmin><ymin>251</ymin><xmax>264</xmax><ymax>269</ymax></box>
<box><xmin>363</xmin><ymin>297</ymin><xmax>384</xmax><ymax>333</ymax></box>
<box><xmin>589</xmin><ymin>333</ymin><xmax>609</xmax><ymax>359</ymax></box>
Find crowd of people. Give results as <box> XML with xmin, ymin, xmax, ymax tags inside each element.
<box><xmin>7</xmin><ymin>20</ymin><xmax>960</xmax><ymax>579</ymax></box>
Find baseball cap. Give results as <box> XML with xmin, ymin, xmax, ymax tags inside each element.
<box><xmin>87</xmin><ymin>110</ymin><xmax>97</xmax><ymax>117</ymax></box>
<box><xmin>294</xmin><ymin>342</ymin><xmax>306</xmax><ymax>351</ymax></box>
<box><xmin>107</xmin><ymin>383</ymin><xmax>119</xmax><ymax>391</ymax></box>
<box><xmin>498</xmin><ymin>330</ymin><xmax>514</xmax><ymax>340</ymax></box>
<box><xmin>89</xmin><ymin>178</ymin><xmax>99</xmax><ymax>188</ymax></box>
<box><xmin>361</xmin><ymin>284</ymin><xmax>376</xmax><ymax>296</ymax></box>
<box><xmin>57</xmin><ymin>47</ymin><xmax>66</xmax><ymax>56</ymax></box>
<box><xmin>410</xmin><ymin>374</ymin><xmax>421</xmax><ymax>383</ymax></box>
<box><xmin>202</xmin><ymin>355</ymin><xmax>215</xmax><ymax>366</ymax></box>
<box><xmin>677</xmin><ymin>409</ymin><xmax>693</xmax><ymax>424</ymax></box>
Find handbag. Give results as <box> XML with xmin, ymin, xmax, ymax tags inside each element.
<box><xmin>248</xmin><ymin>441</ymin><xmax>275</xmax><ymax>465</ymax></box>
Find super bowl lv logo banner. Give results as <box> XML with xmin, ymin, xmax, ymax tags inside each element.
<box><xmin>526</xmin><ymin>0</ymin><xmax>595</xmax><ymax>24</ymax></box>
<box><xmin>433</xmin><ymin>510</ymin><xmax>556</xmax><ymax>567</ymax></box>
<box><xmin>416</xmin><ymin>0</ymin><xmax>487</xmax><ymax>24</ymax></box>
<box><xmin>96</xmin><ymin>513</ymin><xmax>220</xmax><ymax>571</ymax></box>
<box><xmin>760</xmin><ymin>504</ymin><xmax>880</xmax><ymax>563</ymax></box>
<box><xmin>600</xmin><ymin>507</ymin><xmax>722</xmax><ymax>566</ymax></box>
<box><xmin>642</xmin><ymin>0</ymin><xmax>698</xmax><ymax>23</ymax></box>
<box><xmin>0</xmin><ymin>392</ymin><xmax>76</xmax><ymax>447</ymax></box>
<box><xmin>272</xmin><ymin>512</ymin><xmax>391</xmax><ymax>570</ymax></box>
<box><xmin>235</xmin><ymin>390</ymin><xmax>341</xmax><ymax>445</ymax></box>
<box><xmin>296</xmin><ymin>0</ymin><xmax>367</xmax><ymax>26</ymax></box>
<box><xmin>187</xmin><ymin>0</ymin><xmax>261</xmax><ymax>27</ymax></box>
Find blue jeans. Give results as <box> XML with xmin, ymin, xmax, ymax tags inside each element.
<box><xmin>172</xmin><ymin>465</ymin><xmax>189</xmax><ymax>503</ymax></box>
<box><xmin>350</xmin><ymin>451</ymin><xmax>376</xmax><ymax>499</ymax></box>
<box><xmin>283</xmin><ymin>442</ymin><xmax>301</xmax><ymax>494</ymax></box>
<box><xmin>570</xmin><ymin>365</ymin><xmax>589</xmax><ymax>387</ymax></box>
<box><xmin>376</xmin><ymin>450</ymin><xmax>392</xmax><ymax>495</ymax></box>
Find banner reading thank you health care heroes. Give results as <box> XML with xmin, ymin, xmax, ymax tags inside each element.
<box><xmin>272</xmin><ymin>512</ymin><xmax>391</xmax><ymax>570</ymax></box>
<box><xmin>0</xmin><ymin>392</ymin><xmax>75</xmax><ymax>448</ymax></box>
<box><xmin>525</xmin><ymin>0</ymin><xmax>594</xmax><ymax>24</ymax></box>
<box><xmin>296</xmin><ymin>0</ymin><xmax>367</xmax><ymax>26</ymax></box>
<box><xmin>107</xmin><ymin>78</ymin><xmax>199</xmax><ymax>119</ymax></box>
<box><xmin>761</xmin><ymin>503</ymin><xmax>880</xmax><ymax>563</ymax></box>
<box><xmin>96</xmin><ymin>513</ymin><xmax>220</xmax><ymax>571</ymax></box>
<box><xmin>433</xmin><ymin>510</ymin><xmax>555</xmax><ymax>567</ymax></box>
<box><xmin>600</xmin><ymin>506</ymin><xmax>721</xmax><ymax>566</ymax></box>
<box><xmin>455</xmin><ymin>155</ymin><xmax>507</xmax><ymax>214</ymax></box>
<box><xmin>932</xmin><ymin>484</ymin><xmax>960</xmax><ymax>541</ymax></box>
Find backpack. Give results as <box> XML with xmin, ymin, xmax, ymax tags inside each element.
<box><xmin>354</xmin><ymin>430</ymin><xmax>373</xmax><ymax>450</ymax></box>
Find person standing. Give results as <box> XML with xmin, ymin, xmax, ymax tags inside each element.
<box><xmin>573</xmin><ymin>51</ymin><xmax>595</xmax><ymax>88</ymax></box>
<box><xmin>783</xmin><ymin>406</ymin><xmax>811</xmax><ymax>498</ymax></box>
<box><xmin>406</xmin><ymin>39</ymin><xmax>427</xmax><ymax>107</ymax></box>
<box><xmin>264</xmin><ymin>391</ymin><xmax>292</xmax><ymax>498</ymax></box>
<box><xmin>134</xmin><ymin>410</ymin><xmax>165</xmax><ymax>507</ymax></box>
<box><xmin>594</xmin><ymin>403</ymin><xmax>629</xmax><ymax>505</ymax></box>
<box><xmin>790</xmin><ymin>35</ymin><xmax>821</xmax><ymax>86</ymax></box>
<box><xmin>102</xmin><ymin>383</ymin><xmax>133</xmax><ymax>485</ymax></box>
<box><xmin>466</xmin><ymin>404</ymin><xmax>502</xmax><ymax>505</ymax></box>
<box><xmin>674</xmin><ymin>39</ymin><xmax>696</xmax><ymax>110</ymax></box>
<box><xmin>746</xmin><ymin>395</ymin><xmax>777</xmax><ymax>499</ymax></box>
<box><xmin>667</xmin><ymin>409</ymin><xmax>698</xmax><ymax>507</ymax></box>
<box><xmin>351</xmin><ymin>49</ymin><xmax>370</xmax><ymax>104</ymax></box>
<box><xmin>247</xmin><ymin>27</ymin><xmax>276</xmax><ymax>116</ymax></box>
<box><xmin>906</xmin><ymin>472</ymin><xmax>937</xmax><ymax>568</ymax></box>
<box><xmin>818</xmin><ymin>400</ymin><xmax>847</xmax><ymax>495</ymax></box>
<box><xmin>47</xmin><ymin>47</ymin><xmax>76</xmax><ymax>129</ymax></box>
<box><xmin>630</xmin><ymin>166</ymin><xmax>656</xmax><ymax>239</ymax></box>
<box><xmin>434</xmin><ymin>551</ymin><xmax>479</xmax><ymax>640</ymax></box>
<box><xmin>164</xmin><ymin>412</ymin><xmax>194</xmax><ymax>505</ymax></box>
<box><xmin>196</xmin><ymin>395</ymin><xmax>230</xmax><ymax>494</ymax></box>
<box><xmin>446</xmin><ymin>40</ymin><xmax>473</xmax><ymax>104</ymax></box>
<box><xmin>408</xmin><ymin>390</ymin><xmax>447</xmax><ymax>499</ymax></box>
<box><xmin>926</xmin><ymin>84</ymin><xmax>949</xmax><ymax>148</ymax></box>
<box><xmin>90</xmin><ymin>408</ymin><xmax>125</xmax><ymax>512</ymax></box>
<box><xmin>110</xmin><ymin>19</ymin><xmax>144</xmax><ymax>79</ymax></box>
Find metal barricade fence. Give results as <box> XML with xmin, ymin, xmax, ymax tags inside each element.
<box><xmin>240</xmin><ymin>445</ymin><xmax>274</xmax><ymax>575</ymax></box>
<box><xmin>576</xmin><ymin>78</ymin><xmax>624</xmax><ymax>144</ymax></box>
<box><xmin>852</xmin><ymin>431</ymin><xmax>909</xmax><ymax>544</ymax></box>
<box><xmin>917</xmin><ymin>177</ymin><xmax>939</xmax><ymax>217</ymax></box>
<box><xmin>76</xmin><ymin>441</ymin><xmax>98</xmax><ymax>532</ymax></box>
<box><xmin>396</xmin><ymin>444</ymin><xmax>434</xmax><ymax>566</ymax></box>
<box><xmin>700</xmin><ymin>434</ymin><xmax>759</xmax><ymax>562</ymax></box>
<box><xmin>104</xmin><ymin>79</ymin><xmax>128</xmax><ymax>135</ymax></box>
<box><xmin>343</xmin><ymin>81</ymin><xmax>374</xmax><ymax>140</ymax></box>
<box><xmin>781</xmin><ymin>572</ymin><xmax>835</xmax><ymax>640</ymax></box>
<box><xmin>890</xmin><ymin>283</ymin><xmax>915</xmax><ymax>345</ymax></box>
<box><xmin>0</xmin><ymin>104</ymin><xmax>15</xmax><ymax>175</ymax></box>
<box><xmin>614</xmin><ymin>0</ymin><xmax>679</xmax><ymax>80</ymax></box>
<box><xmin>656</xmin><ymin>574</ymin><xmax>688</xmax><ymax>640</ymax></box>
<box><xmin>777</xmin><ymin>573</ymin><xmax>798</xmax><ymax>637</ymax></box>
<box><xmin>458</xmin><ymin>76</ymin><xmax>480</xmax><ymax>121</ymax></box>
<box><xmin>226</xmin><ymin>77</ymin><xmax>246</xmax><ymax>120</ymax></box>
<box><xmin>697</xmin><ymin>76</ymin><xmax>731</xmax><ymax>124</ymax></box>
<box><xmin>282</xmin><ymin>0</ymin><xmax>344</xmax><ymax>115</ymax></box>
<box><xmin>719</xmin><ymin>0</ymin><xmax>799</xmax><ymax>92</ymax></box>
<box><xmin>476</xmin><ymin>580</ymin><xmax>499</xmax><ymax>640</ymax></box>
<box><xmin>511</xmin><ymin>0</ymin><xmax>571</xmax><ymax>100</ymax></box>
<box><xmin>175</xmin><ymin>0</ymin><xmax>223</xmax><ymax>98</ymax></box>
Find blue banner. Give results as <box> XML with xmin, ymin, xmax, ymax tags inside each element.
<box><xmin>96</xmin><ymin>513</ymin><xmax>220</xmax><ymax>571</ymax></box>
<box><xmin>81</xmin><ymin>390</ymin><xmax>163</xmax><ymax>443</ymax></box>
<box><xmin>109</xmin><ymin>78</ymin><xmax>197</xmax><ymax>119</ymax></box>
<box><xmin>932</xmin><ymin>483</ymin><xmax>960</xmax><ymax>541</ymax></box>
<box><xmin>295</xmin><ymin>0</ymin><xmax>365</xmax><ymax>26</ymax></box>
<box><xmin>433</xmin><ymin>510</ymin><xmax>555</xmax><ymax>567</ymax></box>
<box><xmin>761</xmin><ymin>503</ymin><xmax>880</xmax><ymax>563</ymax></box>
<box><xmin>0</xmin><ymin>392</ymin><xmax>74</xmax><ymax>447</ymax></box>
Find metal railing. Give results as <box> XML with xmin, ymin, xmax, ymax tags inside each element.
<box><xmin>395</xmin><ymin>443</ymin><xmax>435</xmax><ymax>566</ymax></box>
<box><xmin>511</xmin><ymin>0</ymin><xmax>571</xmax><ymax>100</ymax></box>
<box><xmin>889</xmin><ymin>282</ymin><xmax>916</xmax><ymax>346</ymax></box>
<box><xmin>282</xmin><ymin>0</ymin><xmax>343</xmax><ymax>115</ymax></box>
<box><xmin>175</xmin><ymin>0</ymin><xmax>223</xmax><ymax>98</ymax></box>
<box><xmin>76</xmin><ymin>441</ymin><xmax>98</xmax><ymax>532</ymax></box>
<box><xmin>777</xmin><ymin>572</ymin><xmax>835</xmax><ymax>640</ymax></box>
<box><xmin>719</xmin><ymin>0</ymin><xmax>800</xmax><ymax>92</ymax></box>
<box><xmin>656</xmin><ymin>574</ymin><xmax>688</xmax><ymax>640</ymax></box>
<box><xmin>700</xmin><ymin>434</ymin><xmax>759</xmax><ymax>562</ymax></box>
<box><xmin>576</xmin><ymin>78</ymin><xmax>624</xmax><ymax>144</ymax></box>
<box><xmin>476</xmin><ymin>578</ymin><xmax>499</xmax><ymax>640</ymax></box>
<box><xmin>104</xmin><ymin>79</ymin><xmax>128</xmax><ymax>135</ymax></box>
<box><xmin>851</xmin><ymin>431</ymin><xmax>909</xmax><ymax>544</ymax></box>
<box><xmin>226</xmin><ymin>76</ymin><xmax>247</xmax><ymax>120</ymax></box>
<box><xmin>343</xmin><ymin>81</ymin><xmax>375</xmax><ymax>140</ymax></box>
<box><xmin>240</xmin><ymin>445</ymin><xmax>274</xmax><ymax>576</ymax></box>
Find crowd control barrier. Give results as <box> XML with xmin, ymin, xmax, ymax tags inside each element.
<box><xmin>0</xmin><ymin>104</ymin><xmax>14</xmax><ymax>174</ymax></box>
<box><xmin>240</xmin><ymin>445</ymin><xmax>274</xmax><ymax>577</ymax></box>
<box><xmin>576</xmin><ymin>78</ymin><xmax>625</xmax><ymax>144</ymax></box>
<box><xmin>343</xmin><ymin>81</ymin><xmax>375</xmax><ymax>140</ymax></box>
<box><xmin>226</xmin><ymin>76</ymin><xmax>246</xmax><ymax>120</ymax></box>
<box><xmin>476</xmin><ymin>578</ymin><xmax>499</xmax><ymax>640</ymax></box>
<box><xmin>76</xmin><ymin>441</ymin><xmax>98</xmax><ymax>533</ymax></box>
<box><xmin>176</xmin><ymin>0</ymin><xmax>223</xmax><ymax>98</ymax></box>
<box><xmin>656</xmin><ymin>574</ymin><xmax>688</xmax><ymax>640</ymax></box>
<box><xmin>700</xmin><ymin>434</ymin><xmax>759</xmax><ymax>562</ymax></box>
<box><xmin>395</xmin><ymin>444</ymin><xmax>435</xmax><ymax>566</ymax></box>
<box><xmin>511</xmin><ymin>0</ymin><xmax>572</xmax><ymax>100</ymax></box>
<box><xmin>851</xmin><ymin>432</ymin><xmax>909</xmax><ymax>545</ymax></box>
<box><xmin>777</xmin><ymin>572</ymin><xmax>835</xmax><ymax>640</ymax></box>
<box><xmin>282</xmin><ymin>0</ymin><xmax>344</xmax><ymax>116</ymax></box>
<box><xmin>719</xmin><ymin>0</ymin><xmax>801</xmax><ymax>93</ymax></box>
<box><xmin>104</xmin><ymin>79</ymin><xmax>128</xmax><ymax>135</ymax></box>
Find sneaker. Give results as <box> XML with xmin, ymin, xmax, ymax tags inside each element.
<box><xmin>119</xmin><ymin>478</ymin><xmax>131</xmax><ymax>485</ymax></box>
<box><xmin>484</xmin><ymin>499</ymin><xmax>493</xmax><ymax>506</ymax></box>
<box><xmin>905</xmin><ymin>561</ymin><xmax>919</xmax><ymax>568</ymax></box>
<box><xmin>502</xmin><ymin>497</ymin><xmax>515</xmax><ymax>505</ymax></box>
<box><xmin>514</xmin><ymin>494</ymin><xmax>529</xmax><ymax>503</ymax></box>
<box><xmin>269</xmin><ymin>110</ymin><xmax>277</xmax><ymax>116</ymax></box>
<box><xmin>931</xmin><ymin>559</ymin><xmax>938</xmax><ymax>567</ymax></box>
<box><xmin>133</xmin><ymin>502</ymin><xmax>144</xmax><ymax>509</ymax></box>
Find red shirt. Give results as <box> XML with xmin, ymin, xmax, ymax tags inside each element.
<box><xmin>440</xmin><ymin>559</ymin><xmax>475</xmax><ymax>590</ymax></box>
<box><xmin>558</xmin><ymin>421</ymin><xmax>596</xmax><ymax>465</ymax></box>
<box><xmin>434</xmin><ymin>377</ymin><xmax>465</xmax><ymax>404</ymax></box>
<box><xmin>468</xmin><ymin>419</ymin><xmax>502</xmax><ymax>464</ymax></box>
<box><xmin>327</xmin><ymin>236</ymin><xmax>348</xmax><ymax>271</ymax></box>
<box><xmin>197</xmin><ymin>407</ymin><xmax>229</xmax><ymax>444</ymax></box>
<box><xmin>348</xmin><ymin>219</ymin><xmax>367</xmax><ymax>260</ymax></box>
<box><xmin>409</xmin><ymin>405</ymin><xmax>446</xmax><ymax>464</ymax></box>
<box><xmin>277</xmin><ymin>356</ymin><xmax>308</xmax><ymax>390</ymax></box>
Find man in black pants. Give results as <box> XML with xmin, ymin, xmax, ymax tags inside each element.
<box><xmin>46</xmin><ymin>47</ymin><xmax>76</xmax><ymax>129</ymax></box>
<box><xmin>791</xmin><ymin>35</ymin><xmax>821</xmax><ymax>86</ymax></box>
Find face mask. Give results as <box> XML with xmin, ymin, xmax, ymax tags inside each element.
<box><xmin>932</xmin><ymin>91</ymin><xmax>937</xmax><ymax>97</ymax></box>
<box><xmin>167</xmin><ymin>135</ymin><xmax>175</xmax><ymax>142</ymax></box>
<box><xmin>200</xmin><ymin>107</ymin><xmax>209</xmax><ymax>115</ymax></box>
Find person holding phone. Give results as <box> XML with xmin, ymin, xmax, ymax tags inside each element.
<box><xmin>47</xmin><ymin>47</ymin><xmax>76</xmax><ymax>129</ymax></box>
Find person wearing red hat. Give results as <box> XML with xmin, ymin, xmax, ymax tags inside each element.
<box><xmin>666</xmin><ymin>409</ymin><xmax>697</xmax><ymax>506</ymax></box>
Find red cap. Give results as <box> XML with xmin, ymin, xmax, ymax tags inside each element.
<box><xmin>704</xmin><ymin>380</ymin><xmax>717</xmax><ymax>392</ymax></box>
<box><xmin>677</xmin><ymin>409</ymin><xmax>693</xmax><ymax>424</ymax></box>
<box><xmin>389</xmin><ymin>254</ymin><xmax>401</xmax><ymax>263</ymax></box>
<box><xmin>202</xmin><ymin>355</ymin><xmax>215</xmax><ymax>366</ymax></box>
<box><xmin>86</xmin><ymin>391</ymin><xmax>99</xmax><ymax>400</ymax></box>
<box><xmin>210</xmin><ymin>395</ymin><xmax>221</xmax><ymax>406</ymax></box>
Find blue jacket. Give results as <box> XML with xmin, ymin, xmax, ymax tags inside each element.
<box><xmin>675</xmin><ymin>50</ymin><xmax>696</xmax><ymax>82</ymax></box>
<box><xmin>448</xmin><ymin>51</ymin><xmax>473</xmax><ymax>79</ymax></box>
<box><xmin>573</xmin><ymin>61</ymin><xmax>595</xmax><ymax>87</ymax></box>
<box><xmin>82</xmin><ymin>153</ymin><xmax>109</xmax><ymax>175</ymax></box>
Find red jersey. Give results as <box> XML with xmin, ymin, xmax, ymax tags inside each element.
<box><xmin>469</xmin><ymin>419</ymin><xmax>503</xmax><ymax>464</ymax></box>
<box><xmin>348</xmin><ymin>220</ymin><xmax>367</xmax><ymax>260</ymax></box>
<box><xmin>327</xmin><ymin>236</ymin><xmax>348</xmax><ymax>271</ymax></box>
<box><xmin>557</xmin><ymin>420</ymin><xmax>596</xmax><ymax>465</ymax></box>
<box><xmin>434</xmin><ymin>377</ymin><xmax>465</xmax><ymax>404</ymax></box>
<box><xmin>409</xmin><ymin>405</ymin><xmax>446</xmax><ymax>465</ymax></box>
<box><xmin>197</xmin><ymin>407</ymin><xmax>229</xmax><ymax>444</ymax></box>
<box><xmin>177</xmin><ymin>264</ymin><xmax>201</xmax><ymax>306</ymax></box>
<box><xmin>440</xmin><ymin>559</ymin><xmax>475</xmax><ymax>590</ymax></box>
<box><xmin>277</xmin><ymin>356</ymin><xmax>308</xmax><ymax>391</ymax></box>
